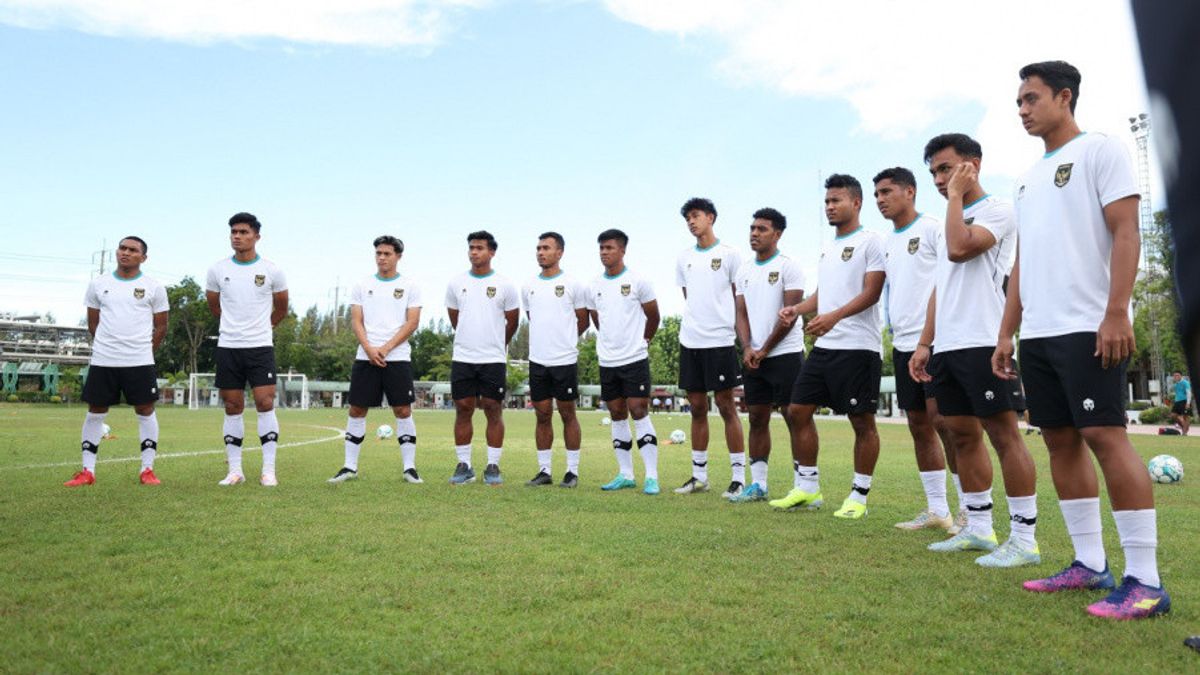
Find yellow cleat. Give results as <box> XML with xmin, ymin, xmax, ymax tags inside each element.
<box><xmin>833</xmin><ymin>497</ymin><xmax>867</xmax><ymax>519</ymax></box>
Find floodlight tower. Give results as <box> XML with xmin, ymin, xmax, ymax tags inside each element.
<box><xmin>1130</xmin><ymin>112</ymin><xmax>1164</xmax><ymax>400</ymax></box>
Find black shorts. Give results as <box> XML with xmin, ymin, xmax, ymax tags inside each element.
<box><xmin>600</xmin><ymin>359</ymin><xmax>651</xmax><ymax>402</ymax></box>
<box><xmin>789</xmin><ymin>347</ymin><xmax>881</xmax><ymax>415</ymax></box>
<box><xmin>1172</xmin><ymin>400</ymin><xmax>1190</xmax><ymax>416</ymax></box>
<box><xmin>349</xmin><ymin>360</ymin><xmax>415</xmax><ymax>407</ymax></box>
<box><xmin>929</xmin><ymin>347</ymin><xmax>1026</xmax><ymax>418</ymax></box>
<box><xmin>679</xmin><ymin>345</ymin><xmax>742</xmax><ymax>393</ymax></box>
<box><xmin>893</xmin><ymin>349</ymin><xmax>935</xmax><ymax>412</ymax></box>
<box><xmin>529</xmin><ymin>362</ymin><xmax>579</xmax><ymax>402</ymax></box>
<box><xmin>1020</xmin><ymin>332</ymin><xmax>1126</xmax><ymax>428</ymax></box>
<box><xmin>82</xmin><ymin>365</ymin><xmax>159</xmax><ymax>407</ymax></box>
<box><xmin>743</xmin><ymin>352</ymin><xmax>803</xmax><ymax>407</ymax></box>
<box><xmin>450</xmin><ymin>361</ymin><xmax>506</xmax><ymax>401</ymax></box>
<box><xmin>215</xmin><ymin>346</ymin><xmax>277</xmax><ymax>390</ymax></box>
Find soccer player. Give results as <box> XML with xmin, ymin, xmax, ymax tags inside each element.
<box><xmin>445</xmin><ymin>231</ymin><xmax>519</xmax><ymax>486</ymax></box>
<box><xmin>673</xmin><ymin>198</ymin><xmax>747</xmax><ymax>497</ymax></box>
<box><xmin>65</xmin><ymin>236</ymin><xmax>169</xmax><ymax>487</ymax></box>
<box><xmin>522</xmin><ymin>232</ymin><xmax>589</xmax><ymax>487</ymax></box>
<box><xmin>588</xmin><ymin>229</ymin><xmax>662</xmax><ymax>495</ymax></box>
<box><xmin>205</xmin><ymin>213</ymin><xmax>288</xmax><ymax>487</ymax></box>
<box><xmin>995</xmin><ymin>61</ymin><xmax>1170</xmax><ymax>618</ymax></box>
<box><xmin>730</xmin><ymin>208</ymin><xmax>804</xmax><ymax>503</ymax></box>
<box><xmin>770</xmin><ymin>174</ymin><xmax>885</xmax><ymax>519</ymax></box>
<box><xmin>328</xmin><ymin>236</ymin><xmax>423</xmax><ymax>484</ymax></box>
<box><xmin>1169</xmin><ymin>372</ymin><xmax>1191</xmax><ymax>435</ymax></box>
<box><xmin>908</xmin><ymin>135</ymin><xmax>1041</xmax><ymax>567</ymax></box>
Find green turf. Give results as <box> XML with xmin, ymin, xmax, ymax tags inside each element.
<box><xmin>0</xmin><ymin>403</ymin><xmax>1197</xmax><ymax>672</ymax></box>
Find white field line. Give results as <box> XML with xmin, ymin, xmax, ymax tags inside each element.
<box><xmin>1</xmin><ymin>424</ymin><xmax>344</xmax><ymax>472</ymax></box>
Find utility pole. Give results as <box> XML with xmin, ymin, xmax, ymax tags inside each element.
<box><xmin>1130</xmin><ymin>113</ymin><xmax>1164</xmax><ymax>402</ymax></box>
<box><xmin>91</xmin><ymin>239</ymin><xmax>111</xmax><ymax>277</ymax></box>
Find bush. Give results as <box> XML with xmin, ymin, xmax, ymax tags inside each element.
<box><xmin>5</xmin><ymin>394</ymin><xmax>17</xmax><ymax>403</ymax></box>
<box><xmin>49</xmin><ymin>395</ymin><xmax>62</xmax><ymax>403</ymax></box>
<box><xmin>1138</xmin><ymin>406</ymin><xmax>1170</xmax><ymax>425</ymax></box>
<box><xmin>1127</xmin><ymin>400</ymin><xmax>1153</xmax><ymax>411</ymax></box>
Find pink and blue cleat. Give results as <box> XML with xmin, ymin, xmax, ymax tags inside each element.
<box><xmin>1023</xmin><ymin>560</ymin><xmax>1114</xmax><ymax>593</ymax></box>
<box><xmin>1085</xmin><ymin>576</ymin><xmax>1171</xmax><ymax>620</ymax></box>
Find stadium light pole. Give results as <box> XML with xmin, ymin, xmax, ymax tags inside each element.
<box><xmin>1130</xmin><ymin>112</ymin><xmax>1164</xmax><ymax>401</ymax></box>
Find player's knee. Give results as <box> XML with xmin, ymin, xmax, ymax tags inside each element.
<box><xmin>534</xmin><ymin>409</ymin><xmax>553</xmax><ymax>424</ymax></box>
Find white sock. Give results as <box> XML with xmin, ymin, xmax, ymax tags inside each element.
<box><xmin>536</xmin><ymin>449</ymin><xmax>552</xmax><ymax>474</ymax></box>
<box><xmin>566</xmin><ymin>449</ymin><xmax>580</xmax><ymax>475</ymax></box>
<box><xmin>137</xmin><ymin>412</ymin><xmax>158</xmax><ymax>470</ymax></box>
<box><xmin>1006</xmin><ymin>494</ymin><xmax>1038</xmax><ymax>548</ymax></box>
<box><xmin>951</xmin><ymin>473</ymin><xmax>965</xmax><ymax>511</ymax></box>
<box><xmin>750</xmin><ymin>457</ymin><xmax>768</xmax><ymax>489</ymax></box>
<box><xmin>344</xmin><ymin>416</ymin><xmax>366</xmax><ymax>472</ymax></box>
<box><xmin>920</xmin><ymin>470</ymin><xmax>950</xmax><ymax>518</ymax></box>
<box><xmin>257</xmin><ymin>409</ymin><xmax>279</xmax><ymax>475</ymax></box>
<box><xmin>963</xmin><ymin>489</ymin><xmax>994</xmax><ymax>538</ymax></box>
<box><xmin>849</xmin><ymin>472</ymin><xmax>872</xmax><ymax>505</ymax></box>
<box><xmin>486</xmin><ymin>446</ymin><xmax>502</xmax><ymax>466</ymax></box>
<box><xmin>81</xmin><ymin>411</ymin><xmax>106</xmax><ymax>472</ymax></box>
<box><xmin>795</xmin><ymin>463</ymin><xmax>819</xmax><ymax>493</ymax></box>
<box><xmin>1113</xmin><ymin>509</ymin><xmax>1160</xmax><ymax>587</ymax></box>
<box><xmin>612</xmin><ymin>421</ymin><xmax>634</xmax><ymax>479</ymax></box>
<box><xmin>223</xmin><ymin>413</ymin><xmax>244</xmax><ymax>475</ymax></box>
<box><xmin>729</xmin><ymin>452</ymin><xmax>746</xmax><ymax>484</ymax></box>
<box><xmin>396</xmin><ymin>416</ymin><xmax>416</xmax><ymax>470</ymax></box>
<box><xmin>691</xmin><ymin>450</ymin><xmax>708</xmax><ymax>482</ymax></box>
<box><xmin>634</xmin><ymin>416</ymin><xmax>658</xmax><ymax>480</ymax></box>
<box><xmin>455</xmin><ymin>444</ymin><xmax>472</xmax><ymax>468</ymax></box>
<box><xmin>1059</xmin><ymin>497</ymin><xmax>1106</xmax><ymax>571</ymax></box>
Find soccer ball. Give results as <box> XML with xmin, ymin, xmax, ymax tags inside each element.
<box><xmin>1148</xmin><ymin>454</ymin><xmax>1183</xmax><ymax>484</ymax></box>
<box><xmin>600</xmin><ymin>416</ymin><xmax>612</xmax><ymax>426</ymax></box>
<box><xmin>375</xmin><ymin>424</ymin><xmax>394</xmax><ymax>440</ymax></box>
<box><xmin>670</xmin><ymin>429</ymin><xmax>686</xmax><ymax>444</ymax></box>
<box><xmin>101</xmin><ymin>423</ymin><xmax>113</xmax><ymax>438</ymax></box>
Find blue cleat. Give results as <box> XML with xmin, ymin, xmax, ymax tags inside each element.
<box><xmin>449</xmin><ymin>462</ymin><xmax>476</xmax><ymax>485</ymax></box>
<box><xmin>729</xmin><ymin>482</ymin><xmax>768</xmax><ymax>503</ymax></box>
<box><xmin>643</xmin><ymin>477</ymin><xmax>660</xmax><ymax>495</ymax></box>
<box><xmin>601</xmin><ymin>475</ymin><xmax>636</xmax><ymax>491</ymax></box>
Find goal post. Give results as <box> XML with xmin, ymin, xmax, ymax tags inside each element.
<box><xmin>187</xmin><ymin>373</ymin><xmax>216</xmax><ymax>410</ymax></box>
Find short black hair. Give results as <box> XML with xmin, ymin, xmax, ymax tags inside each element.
<box><xmin>872</xmin><ymin>167</ymin><xmax>917</xmax><ymax>189</ymax></box>
<box><xmin>120</xmin><ymin>235</ymin><xmax>148</xmax><ymax>255</ymax></box>
<box><xmin>752</xmin><ymin>208</ymin><xmax>786</xmax><ymax>232</ymax></box>
<box><xmin>1019</xmin><ymin>60</ymin><xmax>1081</xmax><ymax>114</ymax></box>
<box><xmin>467</xmin><ymin>230</ymin><xmax>498</xmax><ymax>251</ymax></box>
<box><xmin>597</xmin><ymin>228</ymin><xmax>628</xmax><ymax>248</ymax></box>
<box><xmin>373</xmin><ymin>235</ymin><xmax>404</xmax><ymax>254</ymax></box>
<box><xmin>681</xmin><ymin>197</ymin><xmax>717</xmax><ymax>220</ymax></box>
<box><xmin>824</xmin><ymin>174</ymin><xmax>862</xmax><ymax>201</ymax></box>
<box><xmin>538</xmin><ymin>231</ymin><xmax>565</xmax><ymax>249</ymax></box>
<box><xmin>923</xmin><ymin>133</ymin><xmax>983</xmax><ymax>164</ymax></box>
<box><xmin>228</xmin><ymin>212</ymin><xmax>261</xmax><ymax>233</ymax></box>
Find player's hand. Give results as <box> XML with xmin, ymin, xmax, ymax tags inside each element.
<box><xmin>947</xmin><ymin>162</ymin><xmax>978</xmax><ymax>200</ymax></box>
<box><xmin>1095</xmin><ymin>311</ymin><xmax>1135</xmax><ymax>368</ymax></box>
<box><xmin>367</xmin><ymin>346</ymin><xmax>388</xmax><ymax>367</ymax></box>
<box><xmin>805</xmin><ymin>311</ymin><xmax>839</xmax><ymax>337</ymax></box>
<box><xmin>778</xmin><ymin>304</ymin><xmax>800</xmax><ymax>327</ymax></box>
<box><xmin>991</xmin><ymin>336</ymin><xmax>1017</xmax><ymax>380</ymax></box>
<box><xmin>909</xmin><ymin>344</ymin><xmax>932</xmax><ymax>383</ymax></box>
<box><xmin>742</xmin><ymin>347</ymin><xmax>758</xmax><ymax>370</ymax></box>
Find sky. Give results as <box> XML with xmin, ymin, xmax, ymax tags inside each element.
<box><xmin>0</xmin><ymin>0</ymin><xmax>1161</xmax><ymax>327</ymax></box>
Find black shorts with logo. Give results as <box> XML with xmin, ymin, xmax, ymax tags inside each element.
<box><xmin>529</xmin><ymin>362</ymin><xmax>579</xmax><ymax>402</ymax></box>
<box><xmin>929</xmin><ymin>347</ymin><xmax>1026</xmax><ymax>418</ymax></box>
<box><xmin>82</xmin><ymin>365</ymin><xmax>159</xmax><ymax>406</ymax></box>
<box><xmin>450</xmin><ymin>361</ymin><xmax>507</xmax><ymax>401</ymax></box>
<box><xmin>215</xmin><ymin>346</ymin><xmax>277</xmax><ymax>390</ymax></box>
<box><xmin>789</xmin><ymin>347</ymin><xmax>881</xmax><ymax>415</ymax></box>
<box><xmin>1020</xmin><ymin>332</ymin><xmax>1126</xmax><ymax>428</ymax></box>
<box><xmin>743</xmin><ymin>352</ymin><xmax>803</xmax><ymax>407</ymax></box>
<box><xmin>600</xmin><ymin>358</ymin><xmax>651</xmax><ymax>402</ymax></box>
<box><xmin>349</xmin><ymin>360</ymin><xmax>415</xmax><ymax>408</ymax></box>
<box><xmin>1172</xmin><ymin>400</ymin><xmax>1191</xmax><ymax>416</ymax></box>
<box><xmin>893</xmin><ymin>349</ymin><xmax>936</xmax><ymax>412</ymax></box>
<box><xmin>679</xmin><ymin>345</ymin><xmax>742</xmax><ymax>393</ymax></box>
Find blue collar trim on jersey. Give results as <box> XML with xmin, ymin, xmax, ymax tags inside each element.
<box><xmin>231</xmin><ymin>254</ymin><xmax>260</xmax><ymax>266</ymax></box>
<box><xmin>603</xmin><ymin>268</ymin><xmax>627</xmax><ymax>280</ymax></box>
<box><xmin>754</xmin><ymin>251</ymin><xmax>780</xmax><ymax>266</ymax></box>
<box><xmin>375</xmin><ymin>273</ymin><xmax>400</xmax><ymax>282</ymax></box>
<box><xmin>1043</xmin><ymin>131</ymin><xmax>1087</xmax><ymax>158</ymax></box>
<box><xmin>964</xmin><ymin>193</ymin><xmax>991</xmax><ymax>210</ymax></box>
<box><xmin>538</xmin><ymin>271</ymin><xmax>564</xmax><ymax>280</ymax></box>
<box><xmin>469</xmin><ymin>270</ymin><xmax>495</xmax><ymax>279</ymax></box>
<box><xmin>694</xmin><ymin>238</ymin><xmax>721</xmax><ymax>252</ymax></box>
<box><xmin>893</xmin><ymin>213</ymin><xmax>922</xmax><ymax>234</ymax></box>
<box><xmin>111</xmin><ymin>271</ymin><xmax>143</xmax><ymax>281</ymax></box>
<box><xmin>834</xmin><ymin>226</ymin><xmax>862</xmax><ymax>240</ymax></box>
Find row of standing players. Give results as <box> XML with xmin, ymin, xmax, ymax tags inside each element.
<box><xmin>64</xmin><ymin>60</ymin><xmax>1167</xmax><ymax>621</ymax></box>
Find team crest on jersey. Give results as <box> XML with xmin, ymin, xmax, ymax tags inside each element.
<box><xmin>907</xmin><ymin>237</ymin><xmax>919</xmax><ymax>255</ymax></box>
<box><xmin>767</xmin><ymin>271</ymin><xmax>780</xmax><ymax>285</ymax></box>
<box><xmin>711</xmin><ymin>258</ymin><xmax>722</xmax><ymax>271</ymax></box>
<box><xmin>964</xmin><ymin>217</ymin><xmax>975</xmax><ymax>225</ymax></box>
<box><xmin>254</xmin><ymin>274</ymin><xmax>266</xmax><ymax>287</ymax></box>
<box><xmin>486</xmin><ymin>286</ymin><xmax>497</xmax><ymax>298</ymax></box>
<box><xmin>1054</xmin><ymin>163</ymin><xmax>1073</xmax><ymax>188</ymax></box>
<box><xmin>841</xmin><ymin>246</ymin><xmax>855</xmax><ymax>261</ymax></box>
<box><xmin>620</xmin><ymin>283</ymin><xmax>631</xmax><ymax>296</ymax></box>
<box><xmin>133</xmin><ymin>288</ymin><xmax>145</xmax><ymax>299</ymax></box>
<box><xmin>393</xmin><ymin>288</ymin><xmax>404</xmax><ymax>299</ymax></box>
<box><xmin>555</xmin><ymin>285</ymin><xmax>565</xmax><ymax>297</ymax></box>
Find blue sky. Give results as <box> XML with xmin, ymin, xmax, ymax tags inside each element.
<box><xmin>0</xmin><ymin>0</ymin><xmax>1155</xmax><ymax>326</ymax></box>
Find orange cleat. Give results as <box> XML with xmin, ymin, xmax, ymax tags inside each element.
<box><xmin>139</xmin><ymin>468</ymin><xmax>161</xmax><ymax>485</ymax></box>
<box><xmin>64</xmin><ymin>469</ymin><xmax>95</xmax><ymax>487</ymax></box>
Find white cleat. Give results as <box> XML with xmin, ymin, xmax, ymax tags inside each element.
<box><xmin>403</xmin><ymin>468</ymin><xmax>424</xmax><ymax>484</ymax></box>
<box><xmin>261</xmin><ymin>473</ymin><xmax>278</xmax><ymax>487</ymax></box>
<box><xmin>218</xmin><ymin>472</ymin><xmax>245</xmax><ymax>486</ymax></box>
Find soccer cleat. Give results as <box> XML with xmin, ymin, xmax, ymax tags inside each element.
<box><xmin>402</xmin><ymin>468</ymin><xmax>424</xmax><ymax>484</ymax></box>
<box><xmin>643</xmin><ymin>477</ymin><xmax>660</xmax><ymax>495</ymax></box>
<box><xmin>139</xmin><ymin>468</ymin><xmax>161</xmax><ymax>486</ymax></box>
<box><xmin>64</xmin><ymin>469</ymin><xmax>95</xmax><ymax>487</ymax></box>
<box><xmin>975</xmin><ymin>538</ymin><xmax>1041</xmax><ymax>568</ymax></box>
<box><xmin>525</xmin><ymin>471</ymin><xmax>553</xmax><ymax>487</ymax></box>
<box><xmin>449</xmin><ymin>462</ymin><xmax>476</xmax><ymax>485</ymax></box>
<box><xmin>483</xmin><ymin>463</ymin><xmax>503</xmax><ymax>486</ymax></box>
<box><xmin>1085</xmin><ymin>576</ymin><xmax>1171</xmax><ymax>620</ymax></box>
<box><xmin>261</xmin><ymin>473</ymin><xmax>278</xmax><ymax>487</ymax></box>
<box><xmin>833</xmin><ymin>497</ymin><xmax>867</xmax><ymax>519</ymax></box>
<box><xmin>895</xmin><ymin>510</ymin><xmax>954</xmax><ymax>531</ymax></box>
<box><xmin>559</xmin><ymin>471</ymin><xmax>578</xmax><ymax>488</ymax></box>
<box><xmin>327</xmin><ymin>467</ymin><xmax>358</xmax><ymax>484</ymax></box>
<box><xmin>673</xmin><ymin>477</ymin><xmax>709</xmax><ymax>494</ymax></box>
<box><xmin>722</xmin><ymin>481</ymin><xmax>745</xmax><ymax>499</ymax></box>
<box><xmin>601</xmin><ymin>475</ymin><xmax>635</xmax><ymax>491</ymax></box>
<box><xmin>947</xmin><ymin>508</ymin><xmax>968</xmax><ymax>535</ymax></box>
<box><xmin>1185</xmin><ymin>635</ymin><xmax>1200</xmax><ymax>653</ymax></box>
<box><xmin>928</xmin><ymin>530</ymin><xmax>998</xmax><ymax>552</ymax></box>
<box><xmin>729</xmin><ymin>482</ymin><xmax>767</xmax><ymax>503</ymax></box>
<box><xmin>768</xmin><ymin>488</ymin><xmax>824</xmax><ymax>511</ymax></box>
<box><xmin>1023</xmin><ymin>560</ymin><xmax>1116</xmax><ymax>593</ymax></box>
<box><xmin>218</xmin><ymin>472</ymin><xmax>245</xmax><ymax>486</ymax></box>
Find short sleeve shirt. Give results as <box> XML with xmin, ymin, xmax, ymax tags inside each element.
<box><xmin>205</xmin><ymin>256</ymin><xmax>287</xmax><ymax>349</ymax></box>
<box><xmin>85</xmin><ymin>272</ymin><xmax>168</xmax><ymax>367</ymax></box>
<box><xmin>350</xmin><ymin>273</ymin><xmax>422</xmax><ymax>362</ymax></box>
<box><xmin>884</xmin><ymin>213</ymin><xmax>941</xmax><ymax>352</ymax></box>
<box><xmin>444</xmin><ymin>270</ymin><xmax>519</xmax><ymax>364</ymax></box>
<box><xmin>934</xmin><ymin>196</ymin><xmax>1017</xmax><ymax>352</ymax></box>
<box><xmin>734</xmin><ymin>251</ymin><xmax>806</xmax><ymax>357</ymax></box>
<box><xmin>587</xmin><ymin>269</ymin><xmax>656</xmax><ymax>367</ymax></box>
<box><xmin>522</xmin><ymin>272</ymin><xmax>588</xmax><ymax>367</ymax></box>
<box><xmin>676</xmin><ymin>241</ymin><xmax>742</xmax><ymax>348</ymax></box>
<box><xmin>814</xmin><ymin>227</ymin><xmax>886</xmax><ymax>353</ymax></box>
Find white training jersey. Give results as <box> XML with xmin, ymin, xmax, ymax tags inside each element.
<box><xmin>85</xmin><ymin>272</ymin><xmax>169</xmax><ymax>367</ymax></box>
<box><xmin>735</xmin><ymin>251</ymin><xmax>807</xmax><ymax>357</ymax></box>
<box><xmin>587</xmin><ymin>269</ymin><xmax>656</xmax><ymax>368</ymax></box>
<box><xmin>350</xmin><ymin>273</ymin><xmax>423</xmax><ymax>362</ymax></box>
<box><xmin>444</xmin><ymin>270</ymin><xmax>519</xmax><ymax>364</ymax></box>
<box><xmin>884</xmin><ymin>213</ymin><xmax>941</xmax><ymax>352</ymax></box>
<box><xmin>814</xmin><ymin>227</ymin><xmax>886</xmax><ymax>352</ymax></box>
<box><xmin>205</xmin><ymin>256</ymin><xmax>287</xmax><ymax>349</ymax></box>
<box><xmin>676</xmin><ymin>240</ymin><xmax>742</xmax><ymax>348</ymax></box>
<box><xmin>522</xmin><ymin>271</ymin><xmax>587</xmax><ymax>367</ymax></box>
<box><xmin>1014</xmin><ymin>132</ymin><xmax>1140</xmax><ymax>339</ymax></box>
<box><xmin>934</xmin><ymin>195</ymin><xmax>1018</xmax><ymax>352</ymax></box>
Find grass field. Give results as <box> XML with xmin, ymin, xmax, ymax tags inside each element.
<box><xmin>1</xmin><ymin>403</ymin><xmax>1197</xmax><ymax>673</ymax></box>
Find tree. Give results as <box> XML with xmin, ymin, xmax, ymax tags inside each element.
<box><xmin>577</xmin><ymin>332</ymin><xmax>599</xmax><ymax>385</ymax></box>
<box><xmin>1132</xmin><ymin>210</ymin><xmax>1187</xmax><ymax>381</ymax></box>
<box><xmin>509</xmin><ymin>320</ymin><xmax>529</xmax><ymax>361</ymax></box>
<box><xmin>649</xmin><ymin>315</ymin><xmax>681</xmax><ymax>385</ymax></box>
<box><xmin>410</xmin><ymin>322</ymin><xmax>453</xmax><ymax>380</ymax></box>
<box><xmin>162</xmin><ymin>277</ymin><xmax>218</xmax><ymax>373</ymax></box>
<box><xmin>506</xmin><ymin>360</ymin><xmax>528</xmax><ymax>394</ymax></box>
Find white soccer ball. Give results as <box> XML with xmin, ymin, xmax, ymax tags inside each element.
<box><xmin>600</xmin><ymin>416</ymin><xmax>611</xmax><ymax>426</ymax></box>
<box><xmin>1148</xmin><ymin>454</ymin><xmax>1183</xmax><ymax>484</ymax></box>
<box><xmin>670</xmin><ymin>429</ymin><xmax>686</xmax><ymax>444</ymax></box>
<box><xmin>101</xmin><ymin>423</ymin><xmax>112</xmax><ymax>438</ymax></box>
<box><xmin>375</xmin><ymin>424</ymin><xmax>394</xmax><ymax>440</ymax></box>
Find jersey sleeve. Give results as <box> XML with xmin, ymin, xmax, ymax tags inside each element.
<box><xmin>1093</xmin><ymin>136</ymin><xmax>1141</xmax><ymax>207</ymax></box>
<box><xmin>675</xmin><ymin>252</ymin><xmax>687</xmax><ymax>288</ymax></box>
<box><xmin>973</xmin><ymin>202</ymin><xmax>1016</xmax><ymax>244</ymax></box>
<box><xmin>725</xmin><ymin>248</ymin><xmax>743</xmax><ymax>284</ymax></box>
<box><xmin>783</xmin><ymin>258</ymin><xmax>806</xmax><ymax>292</ymax></box>
<box><xmin>734</xmin><ymin>263</ymin><xmax>748</xmax><ymax>296</ymax></box>
<box><xmin>407</xmin><ymin>280</ymin><xmax>423</xmax><ymax>308</ymax></box>
<box><xmin>503</xmin><ymin>280</ymin><xmax>520</xmax><ymax>311</ymax></box>
<box><xmin>637</xmin><ymin>275</ymin><xmax>657</xmax><ymax>303</ymax></box>
<box><xmin>349</xmin><ymin>282</ymin><xmax>364</xmax><ymax>306</ymax></box>
<box><xmin>584</xmin><ymin>281</ymin><xmax>597</xmax><ymax>310</ymax></box>
<box><xmin>84</xmin><ymin>280</ymin><xmax>101</xmax><ymax>309</ymax></box>
<box><xmin>204</xmin><ymin>265</ymin><xmax>220</xmax><ymax>293</ymax></box>
<box><xmin>521</xmin><ymin>282</ymin><xmax>532</xmax><ymax>312</ymax></box>
<box><xmin>572</xmin><ymin>279</ymin><xmax>588</xmax><ymax>309</ymax></box>
<box><xmin>151</xmin><ymin>282</ymin><xmax>169</xmax><ymax>313</ymax></box>
<box><xmin>864</xmin><ymin>235</ymin><xmax>887</xmax><ymax>274</ymax></box>
<box><xmin>444</xmin><ymin>281</ymin><xmax>460</xmax><ymax>310</ymax></box>
<box><xmin>270</xmin><ymin>263</ymin><xmax>288</xmax><ymax>292</ymax></box>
